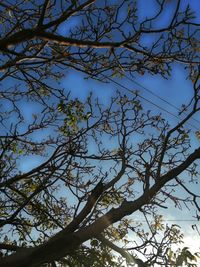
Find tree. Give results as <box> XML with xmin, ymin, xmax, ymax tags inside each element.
<box><xmin>0</xmin><ymin>0</ymin><xmax>199</xmax><ymax>82</ymax></box>
<box><xmin>0</xmin><ymin>1</ymin><xmax>199</xmax><ymax>267</ymax></box>
<box><xmin>1</xmin><ymin>91</ymin><xmax>200</xmax><ymax>266</ymax></box>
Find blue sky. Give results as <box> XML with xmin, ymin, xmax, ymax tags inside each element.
<box><xmin>58</xmin><ymin>0</ymin><xmax>199</xmax><ymax>118</ymax></box>
<box><xmin>12</xmin><ymin>0</ymin><xmax>200</xmax><ymax>255</ymax></box>
<box><xmin>58</xmin><ymin>0</ymin><xmax>200</xmax><ymax>252</ymax></box>
<box><xmin>19</xmin><ymin>0</ymin><xmax>199</xmax><ymax>208</ymax></box>
<box><xmin>59</xmin><ymin>72</ymin><xmax>200</xmax><ymax>257</ymax></box>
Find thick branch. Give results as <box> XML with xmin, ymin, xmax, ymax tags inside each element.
<box><xmin>1</xmin><ymin>147</ymin><xmax>200</xmax><ymax>267</ymax></box>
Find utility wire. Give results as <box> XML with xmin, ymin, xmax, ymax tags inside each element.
<box><xmin>123</xmin><ymin>72</ymin><xmax>200</xmax><ymax>126</ymax></box>
<box><xmin>101</xmin><ymin>74</ymin><xmax>200</xmax><ymax>131</ymax></box>
<box><xmin>98</xmin><ymin>74</ymin><xmax>200</xmax><ymax>229</ymax></box>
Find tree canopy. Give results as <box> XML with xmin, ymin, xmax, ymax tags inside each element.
<box><xmin>0</xmin><ymin>0</ymin><xmax>199</xmax><ymax>81</ymax></box>
<box><xmin>0</xmin><ymin>1</ymin><xmax>200</xmax><ymax>267</ymax></box>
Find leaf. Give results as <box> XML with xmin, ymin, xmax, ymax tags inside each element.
<box><xmin>195</xmin><ymin>131</ymin><xmax>200</xmax><ymax>139</ymax></box>
<box><xmin>90</xmin><ymin>239</ymin><xmax>99</xmax><ymax>247</ymax></box>
<box><xmin>57</xmin><ymin>101</ymin><xmax>64</xmax><ymax>112</ymax></box>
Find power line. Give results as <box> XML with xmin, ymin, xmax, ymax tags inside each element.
<box><xmin>101</xmin><ymin>74</ymin><xmax>200</xmax><ymax>131</ymax></box>
<box><xmin>123</xmin><ymin>72</ymin><xmax>200</xmax><ymax>126</ymax></box>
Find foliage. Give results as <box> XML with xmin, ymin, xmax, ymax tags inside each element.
<box><xmin>1</xmin><ymin>90</ymin><xmax>200</xmax><ymax>266</ymax></box>
<box><xmin>0</xmin><ymin>1</ymin><xmax>199</xmax><ymax>267</ymax></box>
<box><xmin>0</xmin><ymin>0</ymin><xmax>199</xmax><ymax>83</ymax></box>
<box><xmin>167</xmin><ymin>246</ymin><xmax>200</xmax><ymax>267</ymax></box>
